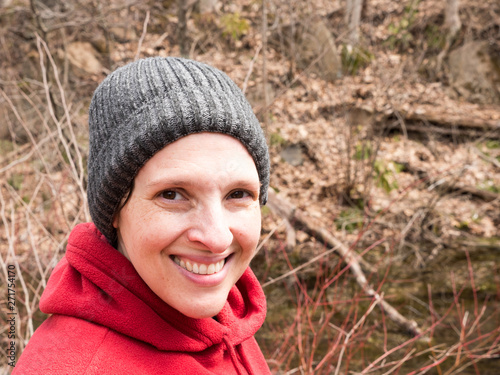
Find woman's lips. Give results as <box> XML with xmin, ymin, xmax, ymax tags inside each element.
<box><xmin>170</xmin><ymin>254</ymin><xmax>233</xmax><ymax>287</ymax></box>
<box><xmin>172</xmin><ymin>255</ymin><xmax>225</xmax><ymax>275</ymax></box>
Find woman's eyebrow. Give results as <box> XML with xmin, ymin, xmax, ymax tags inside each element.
<box><xmin>145</xmin><ymin>176</ymin><xmax>260</xmax><ymax>190</ymax></box>
<box><xmin>226</xmin><ymin>179</ymin><xmax>260</xmax><ymax>190</ymax></box>
<box><xmin>145</xmin><ymin>178</ymin><xmax>193</xmax><ymax>188</ymax></box>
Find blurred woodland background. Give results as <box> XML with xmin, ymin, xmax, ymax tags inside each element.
<box><xmin>0</xmin><ymin>0</ymin><xmax>499</xmax><ymax>373</ymax></box>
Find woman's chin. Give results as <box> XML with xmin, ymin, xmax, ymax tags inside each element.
<box><xmin>180</xmin><ymin>304</ymin><xmax>225</xmax><ymax>320</ymax></box>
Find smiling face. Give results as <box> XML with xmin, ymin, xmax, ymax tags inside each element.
<box><xmin>112</xmin><ymin>132</ymin><xmax>262</xmax><ymax>319</ymax></box>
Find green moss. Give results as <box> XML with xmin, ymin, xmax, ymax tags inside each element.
<box><xmin>0</xmin><ymin>139</ymin><xmax>14</xmax><ymax>153</ymax></box>
<box><xmin>485</xmin><ymin>140</ymin><xmax>500</xmax><ymax>149</ymax></box>
<box><xmin>260</xmin><ymin>205</ymin><xmax>271</xmax><ymax>216</ymax></box>
<box><xmin>269</xmin><ymin>131</ymin><xmax>286</xmax><ymax>148</ymax></box>
<box><xmin>220</xmin><ymin>13</ymin><xmax>250</xmax><ymax>41</ymax></box>
<box><xmin>341</xmin><ymin>44</ymin><xmax>374</xmax><ymax>75</ymax></box>
<box><xmin>373</xmin><ymin>160</ymin><xmax>403</xmax><ymax>193</ymax></box>
<box><xmin>354</xmin><ymin>141</ymin><xmax>372</xmax><ymax>160</ymax></box>
<box><xmin>8</xmin><ymin>174</ymin><xmax>24</xmax><ymax>191</ymax></box>
<box><xmin>385</xmin><ymin>0</ymin><xmax>419</xmax><ymax>51</ymax></box>
<box><xmin>335</xmin><ymin>208</ymin><xmax>363</xmax><ymax>232</ymax></box>
<box><xmin>425</xmin><ymin>24</ymin><xmax>446</xmax><ymax>50</ymax></box>
<box><xmin>478</xmin><ymin>180</ymin><xmax>500</xmax><ymax>194</ymax></box>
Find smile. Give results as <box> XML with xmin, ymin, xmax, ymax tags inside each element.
<box><xmin>172</xmin><ymin>256</ymin><xmax>225</xmax><ymax>275</ymax></box>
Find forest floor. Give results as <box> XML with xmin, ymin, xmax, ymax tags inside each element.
<box><xmin>1</xmin><ymin>0</ymin><xmax>499</xmax><ymax>373</ymax></box>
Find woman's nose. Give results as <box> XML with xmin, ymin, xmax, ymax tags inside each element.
<box><xmin>186</xmin><ymin>202</ymin><xmax>233</xmax><ymax>253</ymax></box>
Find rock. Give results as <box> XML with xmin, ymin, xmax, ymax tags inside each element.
<box><xmin>194</xmin><ymin>0</ymin><xmax>219</xmax><ymax>13</ymax></box>
<box><xmin>281</xmin><ymin>144</ymin><xmax>304</xmax><ymax>166</ymax></box>
<box><xmin>272</xmin><ymin>18</ymin><xmax>342</xmax><ymax>82</ymax></box>
<box><xmin>90</xmin><ymin>35</ymin><xmax>109</xmax><ymax>54</ymax></box>
<box><xmin>448</xmin><ymin>41</ymin><xmax>500</xmax><ymax>105</ymax></box>
<box><xmin>245</xmin><ymin>82</ymin><xmax>275</xmax><ymax>109</ymax></box>
<box><xmin>299</xmin><ymin>20</ymin><xmax>342</xmax><ymax>82</ymax></box>
<box><xmin>0</xmin><ymin>0</ymin><xmax>13</xmax><ymax>8</ymax></box>
<box><xmin>346</xmin><ymin>107</ymin><xmax>373</xmax><ymax>127</ymax></box>
<box><xmin>65</xmin><ymin>42</ymin><xmax>103</xmax><ymax>76</ymax></box>
<box><xmin>109</xmin><ymin>26</ymin><xmax>138</xmax><ymax>43</ymax></box>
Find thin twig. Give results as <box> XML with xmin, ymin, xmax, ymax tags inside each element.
<box><xmin>242</xmin><ymin>43</ymin><xmax>262</xmax><ymax>95</ymax></box>
<box><xmin>334</xmin><ymin>296</ymin><xmax>382</xmax><ymax>375</ymax></box>
<box><xmin>36</xmin><ymin>34</ymin><xmax>89</xmax><ymax>222</ymax></box>
<box><xmin>262</xmin><ymin>243</ymin><xmax>342</xmax><ymax>288</ymax></box>
<box><xmin>0</xmin><ymin>133</ymin><xmax>52</xmax><ymax>174</ymax></box>
<box><xmin>134</xmin><ymin>10</ymin><xmax>150</xmax><ymax>61</ymax></box>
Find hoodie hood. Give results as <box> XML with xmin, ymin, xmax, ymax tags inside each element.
<box><xmin>40</xmin><ymin>222</ymin><xmax>267</xmax><ymax>352</ymax></box>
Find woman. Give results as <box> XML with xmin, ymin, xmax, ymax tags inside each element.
<box><xmin>14</xmin><ymin>57</ymin><xmax>271</xmax><ymax>374</ymax></box>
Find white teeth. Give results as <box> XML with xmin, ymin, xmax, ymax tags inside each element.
<box><xmin>207</xmin><ymin>264</ymin><xmax>215</xmax><ymax>275</ymax></box>
<box><xmin>174</xmin><ymin>256</ymin><xmax>225</xmax><ymax>275</ymax></box>
<box><xmin>199</xmin><ymin>264</ymin><xmax>207</xmax><ymax>275</ymax></box>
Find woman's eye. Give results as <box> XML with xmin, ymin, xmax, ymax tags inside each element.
<box><xmin>160</xmin><ymin>190</ymin><xmax>182</xmax><ymax>200</ymax></box>
<box><xmin>228</xmin><ymin>190</ymin><xmax>251</xmax><ymax>199</ymax></box>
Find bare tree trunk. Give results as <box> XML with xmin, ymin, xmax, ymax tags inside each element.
<box><xmin>437</xmin><ymin>0</ymin><xmax>461</xmax><ymax>73</ymax></box>
<box><xmin>345</xmin><ymin>0</ymin><xmax>353</xmax><ymax>24</ymax></box>
<box><xmin>177</xmin><ymin>0</ymin><xmax>189</xmax><ymax>57</ymax></box>
<box><xmin>261</xmin><ymin>0</ymin><xmax>269</xmax><ymax>134</ymax></box>
<box><xmin>346</xmin><ymin>0</ymin><xmax>363</xmax><ymax>44</ymax></box>
<box><xmin>444</xmin><ymin>0</ymin><xmax>461</xmax><ymax>39</ymax></box>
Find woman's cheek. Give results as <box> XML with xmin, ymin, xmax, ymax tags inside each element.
<box><xmin>241</xmin><ymin>208</ymin><xmax>262</xmax><ymax>250</ymax></box>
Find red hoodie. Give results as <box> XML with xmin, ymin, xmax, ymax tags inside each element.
<box><xmin>13</xmin><ymin>223</ymin><xmax>270</xmax><ymax>374</ymax></box>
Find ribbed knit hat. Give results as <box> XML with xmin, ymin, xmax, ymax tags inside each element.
<box><xmin>87</xmin><ymin>57</ymin><xmax>270</xmax><ymax>245</ymax></box>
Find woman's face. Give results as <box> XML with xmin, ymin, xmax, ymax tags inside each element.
<box><xmin>113</xmin><ymin>132</ymin><xmax>262</xmax><ymax>319</ymax></box>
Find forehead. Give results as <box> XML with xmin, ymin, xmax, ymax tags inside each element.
<box><xmin>136</xmin><ymin>132</ymin><xmax>259</xmax><ymax>183</ymax></box>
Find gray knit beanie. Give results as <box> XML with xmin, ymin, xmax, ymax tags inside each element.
<box><xmin>87</xmin><ymin>57</ymin><xmax>270</xmax><ymax>245</ymax></box>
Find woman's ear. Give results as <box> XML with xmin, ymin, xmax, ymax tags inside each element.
<box><xmin>113</xmin><ymin>185</ymin><xmax>133</xmax><ymax>230</ymax></box>
<box><xmin>112</xmin><ymin>213</ymin><xmax>120</xmax><ymax>229</ymax></box>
